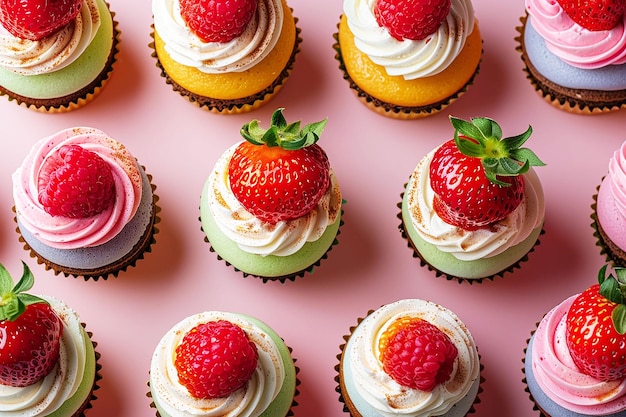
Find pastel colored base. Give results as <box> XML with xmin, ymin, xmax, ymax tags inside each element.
<box><xmin>401</xmin><ymin>193</ymin><xmax>543</xmax><ymax>280</ymax></box>
<box><xmin>0</xmin><ymin>0</ymin><xmax>115</xmax><ymax>99</ymax></box>
<box><xmin>199</xmin><ymin>180</ymin><xmax>341</xmax><ymax>279</ymax></box>
<box><xmin>151</xmin><ymin>313</ymin><xmax>297</xmax><ymax>417</ymax></box>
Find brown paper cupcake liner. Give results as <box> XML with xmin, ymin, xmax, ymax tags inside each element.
<box><xmin>148</xmin><ymin>15</ymin><xmax>302</xmax><ymax>115</ymax></box>
<box><xmin>397</xmin><ymin>191</ymin><xmax>544</xmax><ymax>284</ymax></box>
<box><xmin>591</xmin><ymin>187</ymin><xmax>626</xmax><ymax>268</ymax></box>
<box><xmin>515</xmin><ymin>14</ymin><xmax>626</xmax><ymax>115</ymax></box>
<box><xmin>14</xmin><ymin>170</ymin><xmax>160</xmax><ymax>281</ymax></box>
<box><xmin>0</xmin><ymin>3</ymin><xmax>121</xmax><ymax>113</ymax></box>
<box><xmin>332</xmin><ymin>20</ymin><xmax>482</xmax><ymax>120</ymax></box>
<box><xmin>335</xmin><ymin>313</ymin><xmax>484</xmax><ymax>416</ymax></box>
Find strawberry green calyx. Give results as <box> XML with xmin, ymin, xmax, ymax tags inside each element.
<box><xmin>0</xmin><ymin>262</ymin><xmax>46</xmax><ymax>322</ymax></box>
<box><xmin>240</xmin><ymin>108</ymin><xmax>328</xmax><ymax>150</ymax></box>
<box><xmin>598</xmin><ymin>264</ymin><xmax>626</xmax><ymax>334</ymax></box>
<box><xmin>450</xmin><ymin>116</ymin><xmax>546</xmax><ymax>187</ymax></box>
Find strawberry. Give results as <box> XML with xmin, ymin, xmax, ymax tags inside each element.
<box><xmin>174</xmin><ymin>320</ymin><xmax>258</xmax><ymax>399</ymax></box>
<box><xmin>566</xmin><ymin>265</ymin><xmax>626</xmax><ymax>381</ymax></box>
<box><xmin>228</xmin><ymin>108</ymin><xmax>330</xmax><ymax>224</ymax></box>
<box><xmin>179</xmin><ymin>0</ymin><xmax>258</xmax><ymax>43</ymax></box>
<box><xmin>378</xmin><ymin>316</ymin><xmax>458</xmax><ymax>391</ymax></box>
<box><xmin>374</xmin><ymin>0</ymin><xmax>451</xmax><ymax>41</ymax></box>
<box><xmin>557</xmin><ymin>0</ymin><xmax>626</xmax><ymax>31</ymax></box>
<box><xmin>37</xmin><ymin>144</ymin><xmax>116</xmax><ymax>219</ymax></box>
<box><xmin>0</xmin><ymin>262</ymin><xmax>63</xmax><ymax>387</ymax></box>
<box><xmin>0</xmin><ymin>0</ymin><xmax>82</xmax><ymax>41</ymax></box>
<box><xmin>429</xmin><ymin>116</ymin><xmax>545</xmax><ymax>231</ymax></box>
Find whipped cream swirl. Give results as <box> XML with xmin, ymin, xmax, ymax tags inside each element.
<box><xmin>605</xmin><ymin>141</ymin><xmax>626</xmax><ymax>219</ymax></box>
<box><xmin>0</xmin><ymin>0</ymin><xmax>101</xmax><ymax>76</ymax></box>
<box><xmin>526</xmin><ymin>0</ymin><xmax>626</xmax><ymax>69</ymax></box>
<box><xmin>0</xmin><ymin>296</ymin><xmax>89</xmax><ymax>417</ymax></box>
<box><xmin>343</xmin><ymin>0</ymin><xmax>475</xmax><ymax>79</ymax></box>
<box><xmin>12</xmin><ymin>127</ymin><xmax>143</xmax><ymax>250</ymax></box>
<box><xmin>531</xmin><ymin>295</ymin><xmax>626</xmax><ymax>414</ymax></box>
<box><xmin>150</xmin><ymin>311</ymin><xmax>284</xmax><ymax>417</ymax></box>
<box><xmin>348</xmin><ymin>299</ymin><xmax>480</xmax><ymax>417</ymax></box>
<box><xmin>152</xmin><ymin>0</ymin><xmax>283</xmax><ymax>73</ymax></box>
<box><xmin>405</xmin><ymin>149</ymin><xmax>545</xmax><ymax>261</ymax></box>
<box><xmin>205</xmin><ymin>142</ymin><xmax>341</xmax><ymax>256</ymax></box>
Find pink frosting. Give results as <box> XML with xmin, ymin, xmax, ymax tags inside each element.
<box><xmin>525</xmin><ymin>0</ymin><xmax>626</xmax><ymax>69</ymax></box>
<box><xmin>597</xmin><ymin>141</ymin><xmax>626</xmax><ymax>250</ymax></box>
<box><xmin>532</xmin><ymin>294</ymin><xmax>626</xmax><ymax>415</ymax></box>
<box><xmin>12</xmin><ymin>127</ymin><xmax>142</xmax><ymax>249</ymax></box>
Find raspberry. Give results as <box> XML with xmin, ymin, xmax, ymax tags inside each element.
<box><xmin>37</xmin><ymin>145</ymin><xmax>115</xmax><ymax>219</ymax></box>
<box><xmin>174</xmin><ymin>320</ymin><xmax>259</xmax><ymax>399</ymax></box>
<box><xmin>374</xmin><ymin>0</ymin><xmax>451</xmax><ymax>41</ymax></box>
<box><xmin>379</xmin><ymin>317</ymin><xmax>458</xmax><ymax>391</ymax></box>
<box><xmin>179</xmin><ymin>0</ymin><xmax>258</xmax><ymax>43</ymax></box>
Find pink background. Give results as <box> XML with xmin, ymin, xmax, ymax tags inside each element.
<box><xmin>1</xmin><ymin>0</ymin><xmax>625</xmax><ymax>415</ymax></box>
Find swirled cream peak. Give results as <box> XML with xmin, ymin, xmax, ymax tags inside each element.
<box><xmin>405</xmin><ymin>149</ymin><xmax>544</xmax><ymax>261</ymax></box>
<box><xmin>12</xmin><ymin>127</ymin><xmax>143</xmax><ymax>250</ymax></box>
<box><xmin>531</xmin><ymin>295</ymin><xmax>626</xmax><ymax>414</ymax></box>
<box><xmin>150</xmin><ymin>311</ymin><xmax>284</xmax><ymax>417</ymax></box>
<box><xmin>348</xmin><ymin>299</ymin><xmax>480</xmax><ymax>417</ymax></box>
<box><xmin>605</xmin><ymin>141</ymin><xmax>626</xmax><ymax>219</ymax></box>
<box><xmin>0</xmin><ymin>296</ymin><xmax>87</xmax><ymax>417</ymax></box>
<box><xmin>0</xmin><ymin>0</ymin><xmax>101</xmax><ymax>76</ymax></box>
<box><xmin>205</xmin><ymin>142</ymin><xmax>341</xmax><ymax>256</ymax></box>
<box><xmin>526</xmin><ymin>0</ymin><xmax>626</xmax><ymax>69</ymax></box>
<box><xmin>343</xmin><ymin>0</ymin><xmax>475</xmax><ymax>79</ymax></box>
<box><xmin>152</xmin><ymin>0</ymin><xmax>283</xmax><ymax>73</ymax></box>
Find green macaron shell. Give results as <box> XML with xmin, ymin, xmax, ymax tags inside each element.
<box><xmin>0</xmin><ymin>0</ymin><xmax>114</xmax><ymax>99</ymax></box>
<box><xmin>200</xmin><ymin>180</ymin><xmax>342</xmax><ymax>278</ymax></box>
<box><xmin>401</xmin><ymin>192</ymin><xmax>543</xmax><ymax>280</ymax></box>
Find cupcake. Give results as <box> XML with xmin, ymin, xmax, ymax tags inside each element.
<box><xmin>150</xmin><ymin>0</ymin><xmax>302</xmax><ymax>114</ymax></box>
<box><xmin>0</xmin><ymin>261</ymin><xmax>101</xmax><ymax>416</ymax></box>
<box><xmin>592</xmin><ymin>140</ymin><xmax>626</xmax><ymax>268</ymax></box>
<box><xmin>0</xmin><ymin>0</ymin><xmax>120</xmax><ymax>113</ymax></box>
<box><xmin>199</xmin><ymin>108</ymin><xmax>343</xmax><ymax>282</ymax></box>
<box><xmin>336</xmin><ymin>298</ymin><xmax>482</xmax><ymax>417</ymax></box>
<box><xmin>523</xmin><ymin>264</ymin><xmax>626</xmax><ymax>416</ymax></box>
<box><xmin>515</xmin><ymin>0</ymin><xmax>626</xmax><ymax>114</ymax></box>
<box><xmin>148</xmin><ymin>310</ymin><xmax>299</xmax><ymax>417</ymax></box>
<box><xmin>399</xmin><ymin>116</ymin><xmax>546</xmax><ymax>282</ymax></box>
<box><xmin>333</xmin><ymin>0</ymin><xmax>482</xmax><ymax>119</ymax></box>
<box><xmin>12</xmin><ymin>127</ymin><xmax>160</xmax><ymax>281</ymax></box>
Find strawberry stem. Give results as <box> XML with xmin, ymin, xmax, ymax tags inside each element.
<box><xmin>0</xmin><ymin>262</ymin><xmax>46</xmax><ymax>322</ymax></box>
<box><xmin>598</xmin><ymin>264</ymin><xmax>626</xmax><ymax>334</ymax></box>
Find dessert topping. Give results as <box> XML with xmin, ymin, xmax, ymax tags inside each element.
<box><xmin>374</xmin><ymin>0</ymin><xmax>451</xmax><ymax>41</ymax></box>
<box><xmin>557</xmin><ymin>0</ymin><xmax>625</xmax><ymax>31</ymax></box>
<box><xmin>179</xmin><ymin>0</ymin><xmax>258</xmax><ymax>43</ymax></box>
<box><xmin>0</xmin><ymin>0</ymin><xmax>82</xmax><ymax>40</ymax></box>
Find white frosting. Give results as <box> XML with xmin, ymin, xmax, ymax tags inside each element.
<box><xmin>405</xmin><ymin>149</ymin><xmax>545</xmax><ymax>261</ymax></box>
<box><xmin>150</xmin><ymin>311</ymin><xmax>284</xmax><ymax>417</ymax></box>
<box><xmin>152</xmin><ymin>0</ymin><xmax>283</xmax><ymax>73</ymax></box>
<box><xmin>342</xmin><ymin>0</ymin><xmax>475</xmax><ymax>79</ymax></box>
<box><xmin>348</xmin><ymin>299</ymin><xmax>480</xmax><ymax>417</ymax></box>
<box><xmin>0</xmin><ymin>296</ymin><xmax>87</xmax><ymax>417</ymax></box>
<box><xmin>205</xmin><ymin>142</ymin><xmax>342</xmax><ymax>256</ymax></box>
<box><xmin>0</xmin><ymin>0</ymin><xmax>101</xmax><ymax>75</ymax></box>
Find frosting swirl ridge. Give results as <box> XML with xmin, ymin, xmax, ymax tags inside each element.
<box><xmin>607</xmin><ymin>141</ymin><xmax>626</xmax><ymax>219</ymax></box>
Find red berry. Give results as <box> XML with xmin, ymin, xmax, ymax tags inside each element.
<box><xmin>38</xmin><ymin>145</ymin><xmax>116</xmax><ymax>219</ymax></box>
<box><xmin>557</xmin><ymin>0</ymin><xmax>625</xmax><ymax>31</ymax></box>
<box><xmin>0</xmin><ymin>0</ymin><xmax>82</xmax><ymax>41</ymax></box>
<box><xmin>174</xmin><ymin>320</ymin><xmax>259</xmax><ymax>399</ymax></box>
<box><xmin>0</xmin><ymin>303</ymin><xmax>63</xmax><ymax>387</ymax></box>
<box><xmin>379</xmin><ymin>317</ymin><xmax>458</xmax><ymax>391</ymax></box>
<box><xmin>374</xmin><ymin>0</ymin><xmax>451</xmax><ymax>41</ymax></box>
<box><xmin>179</xmin><ymin>0</ymin><xmax>258</xmax><ymax>43</ymax></box>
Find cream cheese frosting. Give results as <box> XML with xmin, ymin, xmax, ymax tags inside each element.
<box><xmin>152</xmin><ymin>0</ymin><xmax>283</xmax><ymax>73</ymax></box>
<box><xmin>0</xmin><ymin>0</ymin><xmax>101</xmax><ymax>76</ymax></box>
<box><xmin>405</xmin><ymin>149</ymin><xmax>545</xmax><ymax>261</ymax></box>
<box><xmin>526</xmin><ymin>0</ymin><xmax>626</xmax><ymax>70</ymax></box>
<box><xmin>150</xmin><ymin>311</ymin><xmax>285</xmax><ymax>417</ymax></box>
<box><xmin>0</xmin><ymin>296</ymin><xmax>88</xmax><ymax>417</ymax></box>
<box><xmin>342</xmin><ymin>0</ymin><xmax>475</xmax><ymax>79</ymax></box>
<box><xmin>346</xmin><ymin>299</ymin><xmax>480</xmax><ymax>417</ymax></box>
<box><xmin>598</xmin><ymin>141</ymin><xmax>626</xmax><ymax>250</ymax></box>
<box><xmin>12</xmin><ymin>127</ymin><xmax>143</xmax><ymax>250</ymax></box>
<box><xmin>204</xmin><ymin>142</ymin><xmax>342</xmax><ymax>257</ymax></box>
<box><xmin>530</xmin><ymin>294</ymin><xmax>626</xmax><ymax>414</ymax></box>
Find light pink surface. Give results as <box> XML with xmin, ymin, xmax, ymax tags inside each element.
<box><xmin>0</xmin><ymin>0</ymin><xmax>624</xmax><ymax>416</ymax></box>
